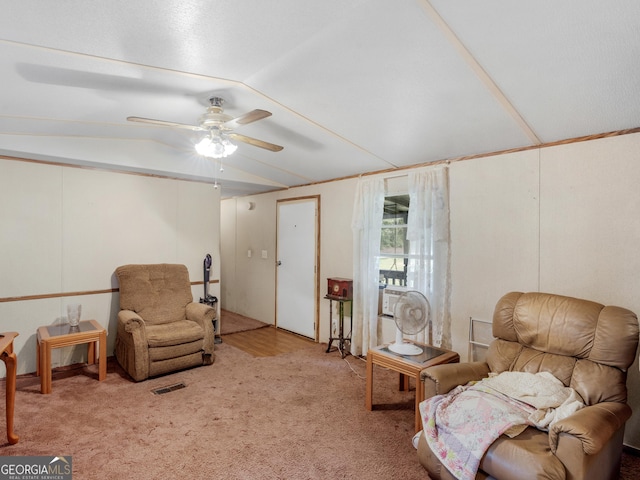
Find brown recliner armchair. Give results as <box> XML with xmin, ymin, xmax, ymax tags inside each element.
<box><xmin>114</xmin><ymin>264</ymin><xmax>216</xmax><ymax>381</ymax></box>
<box><xmin>418</xmin><ymin>291</ymin><xmax>639</xmax><ymax>480</ymax></box>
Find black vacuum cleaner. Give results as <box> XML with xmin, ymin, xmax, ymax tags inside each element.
<box><xmin>199</xmin><ymin>254</ymin><xmax>221</xmax><ymax>343</ymax></box>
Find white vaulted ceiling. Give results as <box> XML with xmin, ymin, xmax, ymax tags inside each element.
<box><xmin>1</xmin><ymin>1</ymin><xmax>639</xmax><ymax>197</ymax></box>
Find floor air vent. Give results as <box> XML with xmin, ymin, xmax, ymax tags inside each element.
<box><xmin>151</xmin><ymin>382</ymin><xmax>186</xmax><ymax>395</ymax></box>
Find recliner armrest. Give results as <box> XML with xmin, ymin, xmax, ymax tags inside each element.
<box><xmin>117</xmin><ymin>310</ymin><xmax>146</xmax><ymax>333</ymax></box>
<box><xmin>421</xmin><ymin>361</ymin><xmax>490</xmax><ymax>397</ymax></box>
<box><xmin>115</xmin><ymin>310</ymin><xmax>150</xmax><ymax>381</ymax></box>
<box><xmin>186</xmin><ymin>302</ymin><xmax>216</xmax><ymax>326</ymax></box>
<box><xmin>549</xmin><ymin>402</ymin><xmax>632</xmax><ymax>455</ymax></box>
<box><xmin>185</xmin><ymin>302</ymin><xmax>216</xmax><ymax>360</ymax></box>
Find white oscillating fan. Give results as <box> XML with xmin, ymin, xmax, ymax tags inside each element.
<box><xmin>388</xmin><ymin>291</ymin><xmax>430</xmax><ymax>355</ymax></box>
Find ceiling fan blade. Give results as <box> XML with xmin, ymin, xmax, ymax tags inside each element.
<box><xmin>228</xmin><ymin>133</ymin><xmax>283</xmax><ymax>152</ymax></box>
<box><xmin>222</xmin><ymin>109</ymin><xmax>272</xmax><ymax>130</ymax></box>
<box><xmin>127</xmin><ymin>116</ymin><xmax>204</xmax><ymax>131</ymax></box>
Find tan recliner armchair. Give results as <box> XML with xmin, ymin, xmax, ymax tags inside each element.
<box><xmin>114</xmin><ymin>264</ymin><xmax>216</xmax><ymax>381</ymax></box>
<box><xmin>418</xmin><ymin>291</ymin><xmax>639</xmax><ymax>480</ymax></box>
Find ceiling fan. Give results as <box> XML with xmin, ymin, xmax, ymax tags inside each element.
<box><xmin>127</xmin><ymin>97</ymin><xmax>283</xmax><ymax>158</ymax></box>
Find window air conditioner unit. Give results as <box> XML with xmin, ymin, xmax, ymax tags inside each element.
<box><xmin>381</xmin><ymin>285</ymin><xmax>408</xmax><ymax>317</ymax></box>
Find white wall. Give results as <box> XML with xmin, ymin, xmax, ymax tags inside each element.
<box><xmin>0</xmin><ymin>159</ymin><xmax>220</xmax><ymax>375</ymax></box>
<box><xmin>221</xmin><ymin>180</ymin><xmax>358</xmax><ymax>342</ymax></box>
<box><xmin>220</xmin><ymin>132</ymin><xmax>640</xmax><ymax>447</ymax></box>
<box><xmin>448</xmin><ymin>149</ymin><xmax>541</xmax><ymax>357</ymax></box>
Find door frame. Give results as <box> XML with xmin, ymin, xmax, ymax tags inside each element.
<box><xmin>275</xmin><ymin>195</ymin><xmax>321</xmax><ymax>341</ymax></box>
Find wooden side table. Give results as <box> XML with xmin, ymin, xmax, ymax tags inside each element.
<box><xmin>366</xmin><ymin>342</ymin><xmax>459</xmax><ymax>432</ymax></box>
<box><xmin>0</xmin><ymin>331</ymin><xmax>19</xmax><ymax>444</ymax></box>
<box><xmin>36</xmin><ymin>320</ymin><xmax>107</xmax><ymax>394</ymax></box>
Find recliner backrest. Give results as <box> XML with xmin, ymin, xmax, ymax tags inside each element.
<box><xmin>486</xmin><ymin>292</ymin><xmax>639</xmax><ymax>405</ymax></box>
<box><xmin>115</xmin><ymin>264</ymin><xmax>193</xmax><ymax>325</ymax></box>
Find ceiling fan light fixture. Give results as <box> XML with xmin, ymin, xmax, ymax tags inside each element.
<box><xmin>195</xmin><ymin>131</ymin><xmax>237</xmax><ymax>159</ymax></box>
<box><xmin>128</xmin><ymin>96</ymin><xmax>283</xmax><ymax>155</ymax></box>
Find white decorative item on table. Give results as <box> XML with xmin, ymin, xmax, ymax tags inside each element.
<box><xmin>66</xmin><ymin>304</ymin><xmax>81</xmax><ymax>327</ymax></box>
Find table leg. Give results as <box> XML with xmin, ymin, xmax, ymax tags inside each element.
<box><xmin>87</xmin><ymin>341</ymin><xmax>96</xmax><ymax>365</ymax></box>
<box><xmin>1</xmin><ymin>349</ymin><xmax>18</xmax><ymax>444</ymax></box>
<box><xmin>348</xmin><ymin>302</ymin><xmax>353</xmax><ymax>344</ymax></box>
<box><xmin>98</xmin><ymin>331</ymin><xmax>107</xmax><ymax>381</ymax></box>
<box><xmin>414</xmin><ymin>372</ymin><xmax>423</xmax><ymax>433</ymax></box>
<box><xmin>365</xmin><ymin>355</ymin><xmax>373</xmax><ymax>410</ymax></box>
<box><xmin>41</xmin><ymin>341</ymin><xmax>52</xmax><ymax>394</ymax></box>
<box><xmin>326</xmin><ymin>298</ymin><xmax>334</xmax><ymax>353</ymax></box>
<box><xmin>399</xmin><ymin>373</ymin><xmax>410</xmax><ymax>392</ymax></box>
<box><xmin>338</xmin><ymin>301</ymin><xmax>345</xmax><ymax>358</ymax></box>
<box><xmin>36</xmin><ymin>338</ymin><xmax>40</xmax><ymax>377</ymax></box>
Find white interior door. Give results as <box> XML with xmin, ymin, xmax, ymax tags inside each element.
<box><xmin>276</xmin><ymin>198</ymin><xmax>318</xmax><ymax>339</ymax></box>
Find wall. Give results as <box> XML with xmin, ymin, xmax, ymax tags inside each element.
<box><xmin>448</xmin><ymin>149</ymin><xmax>541</xmax><ymax>357</ymax></box>
<box><xmin>220</xmin><ymin>132</ymin><xmax>640</xmax><ymax>447</ymax></box>
<box><xmin>0</xmin><ymin>158</ymin><xmax>221</xmax><ymax>376</ymax></box>
<box><xmin>221</xmin><ymin>194</ymin><xmax>279</xmax><ymax>321</ymax></box>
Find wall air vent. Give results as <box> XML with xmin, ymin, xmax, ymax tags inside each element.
<box><xmin>151</xmin><ymin>382</ymin><xmax>186</xmax><ymax>395</ymax></box>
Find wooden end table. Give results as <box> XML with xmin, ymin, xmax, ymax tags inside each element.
<box><xmin>0</xmin><ymin>332</ymin><xmax>19</xmax><ymax>444</ymax></box>
<box><xmin>36</xmin><ymin>320</ymin><xmax>107</xmax><ymax>394</ymax></box>
<box><xmin>366</xmin><ymin>341</ymin><xmax>459</xmax><ymax>432</ymax></box>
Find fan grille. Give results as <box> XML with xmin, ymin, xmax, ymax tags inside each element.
<box><xmin>394</xmin><ymin>291</ymin><xmax>430</xmax><ymax>335</ymax></box>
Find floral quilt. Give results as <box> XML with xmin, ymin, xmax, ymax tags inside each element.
<box><xmin>420</xmin><ymin>371</ymin><xmax>584</xmax><ymax>480</ymax></box>
<box><xmin>420</xmin><ymin>381</ymin><xmax>535</xmax><ymax>480</ymax></box>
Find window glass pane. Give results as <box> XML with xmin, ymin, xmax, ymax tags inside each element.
<box><xmin>380</xmin><ymin>194</ymin><xmax>409</xmax><ymax>286</ymax></box>
<box><xmin>381</xmin><ymin>226</ymin><xmax>408</xmax><ymax>254</ymax></box>
<box><xmin>379</xmin><ymin>256</ymin><xmax>408</xmax><ymax>285</ymax></box>
<box><xmin>382</xmin><ymin>217</ymin><xmax>407</xmax><ymax>226</ymax></box>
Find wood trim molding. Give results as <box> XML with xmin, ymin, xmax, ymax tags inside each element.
<box><xmin>0</xmin><ymin>154</ymin><xmax>213</xmax><ymax>185</ymax></box>
<box><xmin>0</xmin><ymin>280</ymin><xmax>219</xmax><ymax>303</ymax></box>
<box><xmin>299</xmin><ymin>127</ymin><xmax>640</xmax><ymax>189</ymax></box>
<box><xmin>4</xmin><ymin>127</ymin><xmax>639</xmax><ymax>201</ymax></box>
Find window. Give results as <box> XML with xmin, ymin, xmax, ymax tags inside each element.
<box><xmin>379</xmin><ymin>194</ymin><xmax>410</xmax><ymax>286</ymax></box>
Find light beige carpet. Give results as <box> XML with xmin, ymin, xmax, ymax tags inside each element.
<box><xmin>5</xmin><ymin>341</ymin><xmax>427</xmax><ymax>479</ymax></box>
<box><xmin>5</xmin><ymin>344</ymin><xmax>639</xmax><ymax>479</ymax></box>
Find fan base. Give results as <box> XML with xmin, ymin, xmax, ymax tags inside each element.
<box><xmin>388</xmin><ymin>341</ymin><xmax>423</xmax><ymax>356</ymax></box>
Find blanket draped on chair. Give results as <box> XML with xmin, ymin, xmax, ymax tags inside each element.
<box><xmin>420</xmin><ymin>371</ymin><xmax>584</xmax><ymax>480</ymax></box>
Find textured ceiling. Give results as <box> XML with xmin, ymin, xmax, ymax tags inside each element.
<box><xmin>1</xmin><ymin>0</ymin><xmax>639</xmax><ymax>197</ymax></box>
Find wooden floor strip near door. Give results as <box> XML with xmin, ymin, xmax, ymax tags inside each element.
<box><xmin>221</xmin><ymin>326</ymin><xmax>315</xmax><ymax>357</ymax></box>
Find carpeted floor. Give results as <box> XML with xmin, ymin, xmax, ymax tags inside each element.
<box><xmin>622</xmin><ymin>447</ymin><xmax>640</xmax><ymax>479</ymax></box>
<box><xmin>2</xmin><ymin>339</ymin><xmax>639</xmax><ymax>479</ymax></box>
<box><xmin>220</xmin><ymin>309</ymin><xmax>270</xmax><ymax>335</ymax></box>
<box><xmin>2</xmin><ymin>341</ymin><xmax>426</xmax><ymax>479</ymax></box>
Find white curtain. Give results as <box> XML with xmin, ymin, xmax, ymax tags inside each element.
<box><xmin>351</xmin><ymin>177</ymin><xmax>385</xmax><ymax>356</ymax></box>
<box><xmin>406</xmin><ymin>166</ymin><xmax>452</xmax><ymax>349</ymax></box>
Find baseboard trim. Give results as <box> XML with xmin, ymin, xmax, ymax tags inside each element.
<box><xmin>624</xmin><ymin>445</ymin><xmax>640</xmax><ymax>456</ymax></box>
